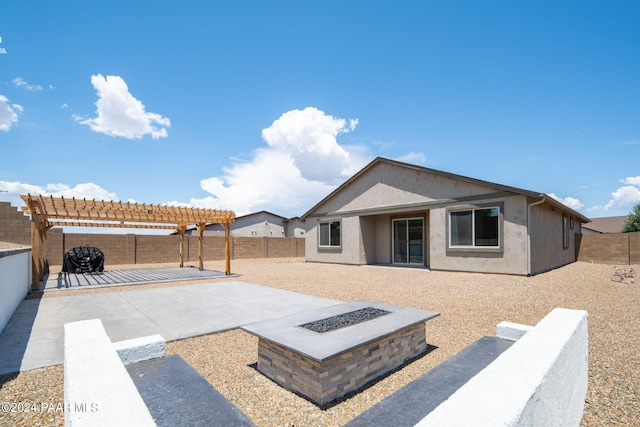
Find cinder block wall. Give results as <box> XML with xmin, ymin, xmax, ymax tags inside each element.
<box><xmin>576</xmin><ymin>233</ymin><xmax>640</xmax><ymax>265</ymax></box>
<box><xmin>0</xmin><ymin>202</ymin><xmax>31</xmax><ymax>246</ymax></box>
<box><xmin>232</xmin><ymin>237</ymin><xmax>267</xmax><ymax>259</ymax></box>
<box><xmin>630</xmin><ymin>232</ymin><xmax>640</xmax><ymax>264</ymax></box>
<box><xmin>196</xmin><ymin>236</ymin><xmax>226</xmax><ymax>261</ymax></box>
<box><xmin>135</xmin><ymin>235</ymin><xmax>181</xmax><ymax>264</ymax></box>
<box><xmin>44</xmin><ymin>233</ymin><xmax>304</xmax><ymax>266</ymax></box>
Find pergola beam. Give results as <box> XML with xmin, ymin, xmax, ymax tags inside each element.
<box><xmin>21</xmin><ymin>195</ymin><xmax>234</xmax><ymax>225</ymax></box>
<box><xmin>20</xmin><ymin>194</ymin><xmax>235</xmax><ymax>289</ymax></box>
<box><xmin>47</xmin><ymin>221</ymin><xmax>178</xmax><ymax>230</ymax></box>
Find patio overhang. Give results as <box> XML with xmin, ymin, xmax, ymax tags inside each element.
<box><xmin>20</xmin><ymin>194</ymin><xmax>235</xmax><ymax>290</ymax></box>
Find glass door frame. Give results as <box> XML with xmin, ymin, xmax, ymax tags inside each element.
<box><xmin>391</xmin><ymin>216</ymin><xmax>425</xmax><ymax>266</ymax></box>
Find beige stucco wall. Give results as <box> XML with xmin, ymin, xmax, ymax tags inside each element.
<box><xmin>429</xmin><ymin>196</ymin><xmax>529</xmax><ymax>275</ymax></box>
<box><xmin>305</xmin><ymin>216</ymin><xmax>364</xmax><ymax>265</ymax></box>
<box><xmin>374</xmin><ymin>215</ymin><xmax>392</xmax><ymax>263</ymax></box>
<box><xmin>529</xmin><ymin>202</ymin><xmax>579</xmax><ymax>274</ymax></box>
<box><xmin>310</xmin><ymin>162</ymin><xmax>507</xmax><ymax>216</ymax></box>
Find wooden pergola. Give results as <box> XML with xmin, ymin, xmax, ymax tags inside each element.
<box><xmin>21</xmin><ymin>194</ymin><xmax>235</xmax><ymax>290</ymax></box>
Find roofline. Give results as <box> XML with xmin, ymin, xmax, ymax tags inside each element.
<box><xmin>300</xmin><ymin>157</ymin><xmax>590</xmax><ymax>223</ymax></box>
<box><xmin>235</xmin><ymin>210</ymin><xmax>287</xmax><ymax>221</ymax></box>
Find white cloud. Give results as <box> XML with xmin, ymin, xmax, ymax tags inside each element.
<box><xmin>548</xmin><ymin>193</ymin><xmax>584</xmax><ymax>211</ymax></box>
<box><xmin>0</xmin><ymin>36</ymin><xmax>6</xmax><ymax>54</ymax></box>
<box><xmin>261</xmin><ymin>107</ymin><xmax>362</xmax><ymax>184</ymax></box>
<box><xmin>13</xmin><ymin>77</ymin><xmax>43</xmax><ymax>91</ymax></box>
<box><xmin>191</xmin><ymin>148</ymin><xmax>336</xmax><ymax>216</ymax></box>
<box><xmin>396</xmin><ymin>151</ymin><xmax>427</xmax><ymax>165</ymax></box>
<box><xmin>0</xmin><ymin>180</ymin><xmax>117</xmax><ymax>201</ymax></box>
<box><xmin>621</xmin><ymin>176</ymin><xmax>640</xmax><ymax>186</ymax></box>
<box><xmin>0</xmin><ymin>95</ymin><xmax>22</xmax><ymax>131</ymax></box>
<box><xmin>605</xmin><ymin>185</ymin><xmax>640</xmax><ymax>210</ymax></box>
<box><xmin>75</xmin><ymin>74</ymin><xmax>170</xmax><ymax>139</ymax></box>
<box><xmin>192</xmin><ymin>108</ymin><xmax>369</xmax><ymax>216</ymax></box>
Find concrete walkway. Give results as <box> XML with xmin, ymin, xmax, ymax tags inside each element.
<box><xmin>0</xmin><ymin>281</ymin><xmax>341</xmax><ymax>376</ymax></box>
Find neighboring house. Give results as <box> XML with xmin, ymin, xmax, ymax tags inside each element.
<box><xmin>581</xmin><ymin>216</ymin><xmax>627</xmax><ymax>234</ymax></box>
<box><xmin>301</xmin><ymin>157</ymin><xmax>590</xmax><ymax>276</ymax></box>
<box><xmin>184</xmin><ymin>211</ymin><xmax>305</xmax><ymax>237</ymax></box>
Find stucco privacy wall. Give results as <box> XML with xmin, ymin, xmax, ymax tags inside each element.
<box><xmin>0</xmin><ymin>248</ymin><xmax>31</xmax><ymax>334</ymax></box>
<box><xmin>417</xmin><ymin>308</ymin><xmax>588</xmax><ymax>427</ymax></box>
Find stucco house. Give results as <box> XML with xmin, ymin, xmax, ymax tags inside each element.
<box><xmin>184</xmin><ymin>211</ymin><xmax>305</xmax><ymax>237</ymax></box>
<box><xmin>301</xmin><ymin>157</ymin><xmax>590</xmax><ymax>276</ymax></box>
<box><xmin>580</xmin><ymin>216</ymin><xmax>627</xmax><ymax>235</ymax></box>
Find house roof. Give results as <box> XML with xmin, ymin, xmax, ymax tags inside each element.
<box><xmin>180</xmin><ymin>210</ymin><xmax>297</xmax><ymax>233</ymax></box>
<box><xmin>301</xmin><ymin>157</ymin><xmax>591</xmax><ymax>223</ymax></box>
<box><xmin>581</xmin><ymin>216</ymin><xmax>627</xmax><ymax>234</ymax></box>
<box><xmin>235</xmin><ymin>210</ymin><xmax>287</xmax><ymax>221</ymax></box>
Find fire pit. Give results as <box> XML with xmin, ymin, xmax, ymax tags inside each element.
<box><xmin>241</xmin><ymin>300</ymin><xmax>439</xmax><ymax>406</ymax></box>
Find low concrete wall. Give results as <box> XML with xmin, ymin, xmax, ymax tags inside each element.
<box><xmin>0</xmin><ymin>248</ymin><xmax>31</xmax><ymax>334</ymax></box>
<box><xmin>64</xmin><ymin>319</ymin><xmax>158</xmax><ymax>426</ymax></box>
<box><xmin>417</xmin><ymin>308</ymin><xmax>588</xmax><ymax>427</ymax></box>
<box><xmin>576</xmin><ymin>232</ymin><xmax>640</xmax><ymax>265</ymax></box>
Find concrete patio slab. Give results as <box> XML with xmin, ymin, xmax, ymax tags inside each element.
<box><xmin>0</xmin><ymin>281</ymin><xmax>341</xmax><ymax>376</ymax></box>
<box><xmin>43</xmin><ymin>267</ymin><xmax>235</xmax><ymax>291</ymax></box>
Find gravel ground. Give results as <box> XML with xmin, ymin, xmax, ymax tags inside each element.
<box><xmin>1</xmin><ymin>259</ymin><xmax>638</xmax><ymax>426</ymax></box>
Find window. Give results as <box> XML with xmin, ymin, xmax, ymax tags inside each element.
<box><xmin>319</xmin><ymin>220</ymin><xmax>341</xmax><ymax>248</ymax></box>
<box><xmin>563</xmin><ymin>214</ymin><xmax>569</xmax><ymax>249</ymax></box>
<box><xmin>448</xmin><ymin>205</ymin><xmax>502</xmax><ymax>250</ymax></box>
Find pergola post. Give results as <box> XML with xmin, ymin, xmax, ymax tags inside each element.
<box><xmin>27</xmin><ymin>204</ymin><xmax>50</xmax><ymax>290</ymax></box>
<box><xmin>224</xmin><ymin>223</ymin><xmax>231</xmax><ymax>275</ymax></box>
<box><xmin>197</xmin><ymin>222</ymin><xmax>206</xmax><ymax>271</ymax></box>
<box><xmin>177</xmin><ymin>226</ymin><xmax>186</xmax><ymax>267</ymax></box>
<box><xmin>30</xmin><ymin>220</ymin><xmax>43</xmax><ymax>290</ymax></box>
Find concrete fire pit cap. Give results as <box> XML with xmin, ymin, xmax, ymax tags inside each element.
<box><xmin>241</xmin><ymin>300</ymin><xmax>440</xmax><ymax>362</ymax></box>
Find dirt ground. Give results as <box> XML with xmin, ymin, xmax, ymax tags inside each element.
<box><xmin>1</xmin><ymin>259</ymin><xmax>638</xmax><ymax>426</ymax></box>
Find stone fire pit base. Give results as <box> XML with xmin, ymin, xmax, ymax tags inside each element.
<box><xmin>242</xmin><ymin>300</ymin><xmax>439</xmax><ymax>406</ymax></box>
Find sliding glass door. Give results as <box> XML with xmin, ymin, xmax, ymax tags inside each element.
<box><xmin>392</xmin><ymin>217</ymin><xmax>424</xmax><ymax>265</ymax></box>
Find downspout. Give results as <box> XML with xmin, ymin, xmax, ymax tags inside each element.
<box><xmin>527</xmin><ymin>195</ymin><xmax>546</xmax><ymax>276</ymax></box>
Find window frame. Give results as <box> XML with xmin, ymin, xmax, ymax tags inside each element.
<box><xmin>446</xmin><ymin>203</ymin><xmax>504</xmax><ymax>253</ymax></box>
<box><xmin>562</xmin><ymin>214</ymin><xmax>570</xmax><ymax>250</ymax></box>
<box><xmin>318</xmin><ymin>219</ymin><xmax>342</xmax><ymax>252</ymax></box>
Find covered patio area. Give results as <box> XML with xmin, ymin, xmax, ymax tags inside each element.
<box><xmin>42</xmin><ymin>265</ymin><xmax>236</xmax><ymax>291</ymax></box>
<box><xmin>21</xmin><ymin>194</ymin><xmax>236</xmax><ymax>290</ymax></box>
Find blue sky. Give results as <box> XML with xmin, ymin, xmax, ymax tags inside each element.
<box><xmin>1</xmin><ymin>1</ymin><xmax>639</xmax><ymax>230</ymax></box>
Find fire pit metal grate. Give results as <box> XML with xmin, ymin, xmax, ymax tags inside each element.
<box><xmin>299</xmin><ymin>307</ymin><xmax>391</xmax><ymax>333</ymax></box>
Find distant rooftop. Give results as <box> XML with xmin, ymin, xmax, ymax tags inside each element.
<box><xmin>582</xmin><ymin>216</ymin><xmax>628</xmax><ymax>234</ymax></box>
